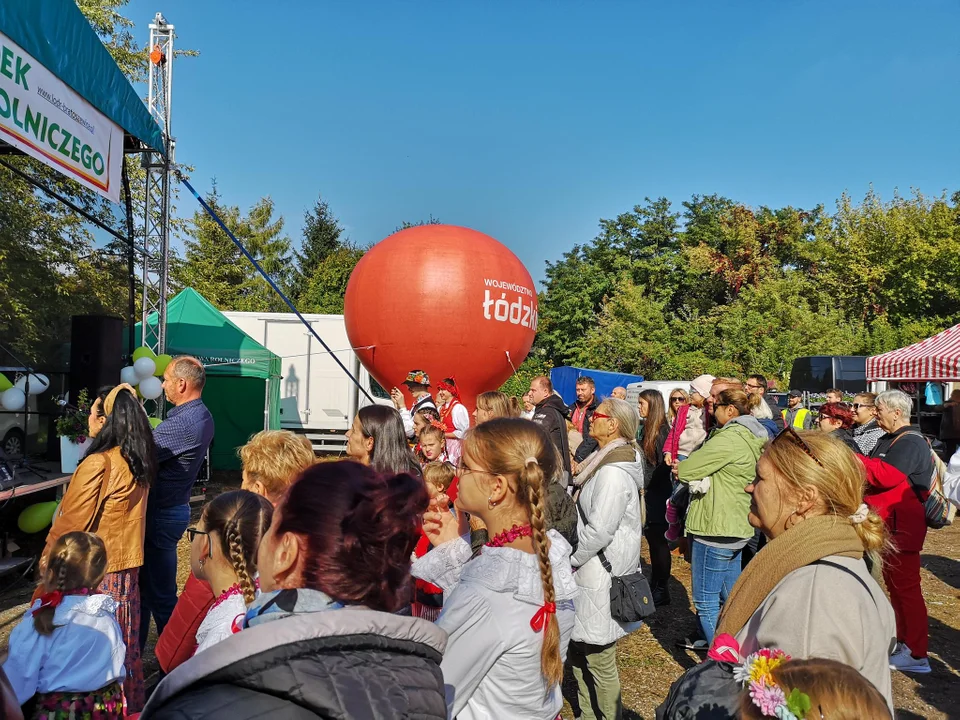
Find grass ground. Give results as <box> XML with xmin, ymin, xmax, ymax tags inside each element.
<box><xmin>2</xmin><ymin>482</ymin><xmax>957</xmax><ymax>719</ymax></box>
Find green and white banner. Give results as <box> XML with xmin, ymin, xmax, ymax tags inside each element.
<box><xmin>0</xmin><ymin>32</ymin><xmax>123</xmax><ymax>203</ymax></box>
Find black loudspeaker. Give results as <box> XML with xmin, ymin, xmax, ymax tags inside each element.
<box><xmin>69</xmin><ymin>315</ymin><xmax>123</xmax><ymax>401</ymax></box>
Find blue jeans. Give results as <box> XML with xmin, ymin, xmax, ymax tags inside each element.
<box><xmin>691</xmin><ymin>538</ymin><xmax>743</xmax><ymax>643</ymax></box>
<box><xmin>139</xmin><ymin>503</ymin><xmax>190</xmax><ymax>649</ymax></box>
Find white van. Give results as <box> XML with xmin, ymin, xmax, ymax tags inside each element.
<box><xmin>625</xmin><ymin>381</ymin><xmax>689</xmax><ymax>410</ymax></box>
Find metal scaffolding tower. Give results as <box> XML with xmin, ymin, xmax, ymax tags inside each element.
<box><xmin>141</xmin><ymin>13</ymin><xmax>174</xmax><ymax>356</ymax></box>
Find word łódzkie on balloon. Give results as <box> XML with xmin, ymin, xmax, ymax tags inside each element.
<box><xmin>482</xmin><ymin>281</ymin><xmax>538</xmax><ymax>330</ymax></box>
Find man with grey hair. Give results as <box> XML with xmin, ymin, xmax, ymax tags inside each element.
<box><xmin>140</xmin><ymin>355</ymin><xmax>215</xmax><ymax>649</ymax></box>
<box><xmin>860</xmin><ymin>388</ymin><xmax>932</xmax><ymax>675</ymax></box>
<box><xmin>611</xmin><ymin>387</ymin><xmax>627</xmax><ymax>401</ymax></box>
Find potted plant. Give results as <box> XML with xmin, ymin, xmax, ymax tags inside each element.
<box><xmin>56</xmin><ymin>389</ymin><xmax>92</xmax><ymax>473</ymax></box>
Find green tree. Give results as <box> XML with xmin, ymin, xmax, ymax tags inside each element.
<box><xmin>293</xmin><ymin>195</ymin><xmax>346</xmax><ymax>299</ymax></box>
<box><xmin>395</xmin><ymin>215</ymin><xmax>442</xmax><ymax>233</ymax></box>
<box><xmin>297</xmin><ymin>244</ymin><xmax>365</xmax><ymax>314</ymax></box>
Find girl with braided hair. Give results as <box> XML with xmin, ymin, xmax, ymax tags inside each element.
<box><xmin>4</xmin><ymin>532</ymin><xmax>126</xmax><ymax>718</ymax></box>
<box><xmin>415</xmin><ymin>418</ymin><xmax>577</xmax><ymax>720</ymax></box>
<box><xmin>188</xmin><ymin>490</ymin><xmax>273</xmax><ymax>654</ymax></box>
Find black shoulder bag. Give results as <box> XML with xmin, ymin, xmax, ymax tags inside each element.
<box><xmin>576</xmin><ymin>489</ymin><xmax>655</xmax><ymax>622</ymax></box>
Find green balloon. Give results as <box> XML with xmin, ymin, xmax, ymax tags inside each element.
<box><xmin>149</xmin><ymin>416</ymin><xmax>163</xmax><ymax>428</ymax></box>
<box><xmin>0</xmin><ymin>373</ymin><xmax>11</xmax><ymax>392</ymax></box>
<box><xmin>154</xmin><ymin>354</ymin><xmax>173</xmax><ymax>376</ymax></box>
<box><xmin>18</xmin><ymin>501</ymin><xmax>59</xmax><ymax>534</ymax></box>
<box><xmin>132</xmin><ymin>346</ymin><xmax>156</xmax><ymax>362</ymax></box>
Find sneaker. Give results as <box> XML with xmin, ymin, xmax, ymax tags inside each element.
<box><xmin>889</xmin><ymin>645</ymin><xmax>932</xmax><ymax>674</ymax></box>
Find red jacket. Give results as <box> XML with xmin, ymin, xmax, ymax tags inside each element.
<box><xmin>859</xmin><ymin>455</ymin><xmax>927</xmax><ymax>553</ymax></box>
<box><xmin>154</xmin><ymin>573</ymin><xmax>214</xmax><ymax>673</ymax></box>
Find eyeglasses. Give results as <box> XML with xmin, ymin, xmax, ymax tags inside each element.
<box><xmin>456</xmin><ymin>463</ymin><xmax>496</xmax><ymax>478</ymax></box>
<box><xmin>185</xmin><ymin>527</ymin><xmax>210</xmax><ymax>543</ymax></box>
<box><xmin>592</xmin><ymin>411</ymin><xmax>612</xmax><ymax>420</ymax></box>
<box><xmin>670</xmin><ymin>397</ymin><xmax>684</xmax><ymax>403</ymax></box>
<box><xmin>774</xmin><ymin>426</ymin><xmax>824</xmax><ymax>467</ymax></box>
<box><xmin>851</xmin><ymin>403</ymin><xmax>874</xmax><ymax>410</ymax></box>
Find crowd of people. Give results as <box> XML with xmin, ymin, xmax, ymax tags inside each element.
<box><xmin>0</xmin><ymin>360</ymin><xmax>947</xmax><ymax>720</ymax></box>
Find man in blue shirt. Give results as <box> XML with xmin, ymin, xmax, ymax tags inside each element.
<box><xmin>140</xmin><ymin>355</ymin><xmax>214</xmax><ymax>649</ymax></box>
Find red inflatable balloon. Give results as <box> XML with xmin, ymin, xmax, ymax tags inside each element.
<box><xmin>344</xmin><ymin>225</ymin><xmax>537</xmax><ymax>411</ymax></box>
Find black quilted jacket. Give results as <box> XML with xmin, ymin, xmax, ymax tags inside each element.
<box><xmin>141</xmin><ymin>607</ymin><xmax>448</xmax><ymax>720</ymax></box>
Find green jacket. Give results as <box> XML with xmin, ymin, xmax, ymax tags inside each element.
<box><xmin>676</xmin><ymin>422</ymin><xmax>767</xmax><ymax>539</ymax></box>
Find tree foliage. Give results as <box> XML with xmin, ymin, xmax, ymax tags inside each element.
<box><xmin>538</xmin><ymin>191</ymin><xmax>960</xmax><ymax>384</ymax></box>
<box><xmin>176</xmin><ymin>187</ymin><xmax>292</xmax><ymax>312</ymax></box>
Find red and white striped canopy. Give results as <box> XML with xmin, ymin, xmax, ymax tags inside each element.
<box><xmin>867</xmin><ymin>324</ymin><xmax>960</xmax><ymax>381</ymax></box>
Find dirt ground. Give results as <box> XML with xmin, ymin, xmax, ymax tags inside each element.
<box><xmin>1</xmin><ymin>490</ymin><xmax>958</xmax><ymax>719</ymax></box>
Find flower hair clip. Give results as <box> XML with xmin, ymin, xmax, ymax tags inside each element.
<box><xmin>734</xmin><ymin>648</ymin><xmax>812</xmax><ymax>719</ymax></box>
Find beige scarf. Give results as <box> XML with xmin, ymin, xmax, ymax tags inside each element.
<box><xmin>572</xmin><ymin>439</ymin><xmax>635</xmax><ymax>487</ymax></box>
<box><xmin>715</xmin><ymin>515</ymin><xmax>865</xmax><ymax>638</ymax></box>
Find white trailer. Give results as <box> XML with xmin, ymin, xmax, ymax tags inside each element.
<box><xmin>223</xmin><ymin>312</ymin><xmax>392</xmax><ymax>453</ymax></box>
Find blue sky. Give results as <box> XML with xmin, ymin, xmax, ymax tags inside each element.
<box><xmin>126</xmin><ymin>0</ymin><xmax>959</xmax><ymax>284</ymax></box>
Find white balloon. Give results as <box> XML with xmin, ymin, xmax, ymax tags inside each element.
<box><xmin>1</xmin><ymin>387</ymin><xmax>26</xmax><ymax>411</ymax></box>
<box><xmin>14</xmin><ymin>373</ymin><xmax>49</xmax><ymax>395</ymax></box>
<box><xmin>139</xmin><ymin>376</ymin><xmax>163</xmax><ymax>400</ymax></box>
<box><xmin>120</xmin><ymin>366</ymin><xmax>140</xmax><ymax>386</ymax></box>
<box><xmin>134</xmin><ymin>357</ymin><xmax>157</xmax><ymax>380</ymax></box>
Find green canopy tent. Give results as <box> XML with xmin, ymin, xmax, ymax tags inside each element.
<box><xmin>132</xmin><ymin>288</ymin><xmax>281</xmax><ymax>470</ymax></box>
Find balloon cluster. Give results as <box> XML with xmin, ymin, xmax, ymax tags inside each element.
<box><xmin>0</xmin><ymin>372</ymin><xmax>49</xmax><ymax>411</ymax></box>
<box><xmin>120</xmin><ymin>347</ymin><xmax>172</xmax><ymax>401</ymax></box>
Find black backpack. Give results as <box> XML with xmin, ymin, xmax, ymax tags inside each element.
<box><xmin>655</xmin><ymin>659</ymin><xmax>742</xmax><ymax>720</ymax></box>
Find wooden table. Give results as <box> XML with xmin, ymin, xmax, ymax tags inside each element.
<box><xmin>0</xmin><ymin>471</ymin><xmax>70</xmax><ymax>501</ymax></box>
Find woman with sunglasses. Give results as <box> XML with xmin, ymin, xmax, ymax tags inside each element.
<box><xmin>667</xmin><ymin>389</ymin><xmax>688</xmax><ymax>423</ymax></box>
<box><xmin>568</xmin><ymin>398</ymin><xmax>645</xmax><ymax>719</ymax></box>
<box><xmin>851</xmin><ymin>392</ymin><xmax>885</xmax><ymax>455</ymax></box>
<box><xmin>187</xmin><ymin>490</ymin><xmax>273</xmax><ymax>653</ymax></box>
<box><xmin>714</xmin><ymin>429</ymin><xmax>896</xmax><ymax>715</ymax></box>
<box><xmin>675</xmin><ymin>389</ymin><xmax>768</xmax><ymax>646</ymax></box>
<box><xmin>817</xmin><ymin>402</ymin><xmax>860</xmax><ymax>452</ymax></box>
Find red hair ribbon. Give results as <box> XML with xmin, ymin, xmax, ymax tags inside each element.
<box><xmin>31</xmin><ymin>588</ymin><xmax>89</xmax><ymax>616</ymax></box>
<box><xmin>530</xmin><ymin>601</ymin><xmax>556</xmax><ymax>632</ymax></box>
<box><xmin>437</xmin><ymin>379</ymin><xmax>461</xmax><ymax>401</ymax></box>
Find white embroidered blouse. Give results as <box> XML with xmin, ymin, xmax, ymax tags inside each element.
<box><xmin>412</xmin><ymin>529</ymin><xmax>578</xmax><ymax>720</ymax></box>
<box><xmin>195</xmin><ymin>587</ymin><xmax>250</xmax><ymax>655</ymax></box>
<box><xmin>3</xmin><ymin>594</ymin><xmax>126</xmax><ymax>704</ymax></box>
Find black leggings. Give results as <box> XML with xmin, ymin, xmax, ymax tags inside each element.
<box><xmin>645</xmin><ymin>522</ymin><xmax>672</xmax><ymax>590</ymax></box>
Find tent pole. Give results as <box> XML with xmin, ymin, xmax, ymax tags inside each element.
<box><xmin>263</xmin><ymin>379</ymin><xmax>269</xmax><ymax>431</ymax></box>
<box><xmin>122</xmin><ymin>161</ymin><xmax>136</xmax><ymax>358</ymax></box>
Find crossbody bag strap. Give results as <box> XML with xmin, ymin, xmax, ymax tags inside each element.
<box><xmin>814</xmin><ymin>559</ymin><xmax>878</xmax><ymax>610</ymax></box>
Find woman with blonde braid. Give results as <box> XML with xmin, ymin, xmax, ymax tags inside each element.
<box><xmin>715</xmin><ymin>430</ymin><xmax>897</xmax><ymax>714</ymax></box>
<box><xmin>416</xmin><ymin>418</ymin><xmax>577</xmax><ymax>720</ymax></box>
<box><xmin>187</xmin><ymin>490</ymin><xmax>273</xmax><ymax>653</ymax></box>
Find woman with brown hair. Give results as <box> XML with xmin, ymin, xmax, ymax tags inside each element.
<box><xmin>416</xmin><ymin>418</ymin><xmax>577</xmax><ymax>720</ymax></box>
<box><xmin>637</xmin><ymin>389</ymin><xmax>674</xmax><ymax>605</ymax></box>
<box><xmin>716</xmin><ymin>430</ymin><xmax>896</xmax><ymax>713</ymax></box>
<box><xmin>39</xmin><ymin>384</ymin><xmax>155</xmax><ymax>711</ymax></box>
<box><xmin>142</xmin><ymin>462</ymin><xmax>446</xmax><ymax>719</ymax></box>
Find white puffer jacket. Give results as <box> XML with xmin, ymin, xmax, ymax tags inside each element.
<box><xmin>570</xmin><ymin>450</ymin><xmax>645</xmax><ymax>645</ymax></box>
